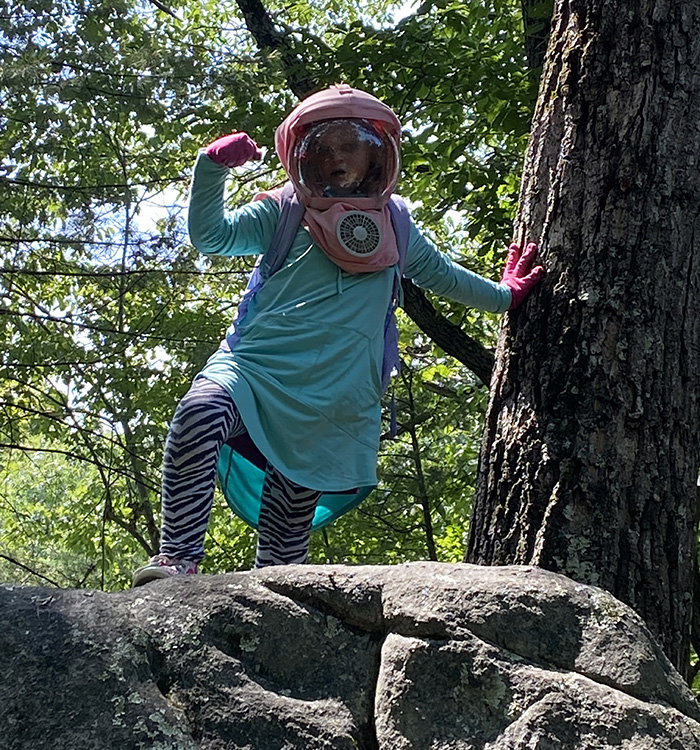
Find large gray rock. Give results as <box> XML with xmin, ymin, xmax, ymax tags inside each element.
<box><xmin>1</xmin><ymin>562</ymin><xmax>699</xmax><ymax>749</ymax></box>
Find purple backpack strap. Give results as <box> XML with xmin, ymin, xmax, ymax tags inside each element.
<box><xmin>261</xmin><ymin>183</ymin><xmax>304</xmax><ymax>279</ymax></box>
<box><xmin>388</xmin><ymin>196</ymin><xmax>411</xmax><ymax>274</ymax></box>
<box><xmin>381</xmin><ymin>196</ymin><xmax>411</xmax><ymax>391</ymax></box>
<box><xmin>225</xmin><ymin>184</ymin><xmax>305</xmax><ymax>350</ymax></box>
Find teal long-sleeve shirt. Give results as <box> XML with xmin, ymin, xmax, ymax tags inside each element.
<box><xmin>189</xmin><ymin>153</ymin><xmax>510</xmax><ymax>491</ymax></box>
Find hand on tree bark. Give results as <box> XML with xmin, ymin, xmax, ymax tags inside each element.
<box><xmin>205</xmin><ymin>132</ymin><xmax>263</xmax><ymax>168</ymax></box>
<box><xmin>500</xmin><ymin>242</ymin><xmax>544</xmax><ymax>309</ymax></box>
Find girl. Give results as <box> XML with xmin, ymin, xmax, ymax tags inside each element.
<box><xmin>132</xmin><ymin>84</ymin><xmax>542</xmax><ymax>585</ymax></box>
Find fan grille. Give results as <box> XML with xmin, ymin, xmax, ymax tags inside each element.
<box><xmin>336</xmin><ymin>212</ymin><xmax>382</xmax><ymax>256</ymax></box>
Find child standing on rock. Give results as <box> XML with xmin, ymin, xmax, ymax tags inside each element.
<box><xmin>132</xmin><ymin>84</ymin><xmax>542</xmax><ymax>586</ymax></box>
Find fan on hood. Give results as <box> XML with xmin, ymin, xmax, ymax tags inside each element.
<box><xmin>336</xmin><ymin>211</ymin><xmax>383</xmax><ymax>257</ymax></box>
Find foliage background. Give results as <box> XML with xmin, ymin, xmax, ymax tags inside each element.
<box><xmin>0</xmin><ymin>0</ymin><xmax>539</xmax><ymax>590</ymax></box>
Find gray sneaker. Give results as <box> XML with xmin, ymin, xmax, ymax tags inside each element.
<box><xmin>132</xmin><ymin>554</ymin><xmax>199</xmax><ymax>587</ymax></box>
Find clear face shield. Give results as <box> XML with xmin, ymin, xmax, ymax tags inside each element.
<box><xmin>294</xmin><ymin>119</ymin><xmax>399</xmax><ymax>199</ymax></box>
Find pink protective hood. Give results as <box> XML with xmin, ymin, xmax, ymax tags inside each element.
<box><xmin>275</xmin><ymin>84</ymin><xmax>402</xmax><ymax>209</ymax></box>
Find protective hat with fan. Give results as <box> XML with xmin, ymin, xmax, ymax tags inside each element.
<box><xmin>271</xmin><ymin>84</ymin><xmax>403</xmax><ymax>274</ymax></box>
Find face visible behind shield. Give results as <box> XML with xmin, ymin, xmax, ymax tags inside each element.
<box><xmin>270</xmin><ymin>87</ymin><xmax>402</xmax><ymax>273</ymax></box>
<box><xmin>295</xmin><ymin>119</ymin><xmax>399</xmax><ymax>199</ymax></box>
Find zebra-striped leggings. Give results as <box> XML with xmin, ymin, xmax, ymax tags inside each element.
<box><xmin>160</xmin><ymin>378</ymin><xmax>321</xmax><ymax>568</ymax></box>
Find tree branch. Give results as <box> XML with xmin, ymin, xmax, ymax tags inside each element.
<box><xmin>0</xmin><ymin>553</ymin><xmax>63</xmax><ymax>588</ymax></box>
<box><xmin>0</xmin><ymin>307</ymin><xmax>215</xmax><ymax>346</ymax></box>
<box><xmin>233</xmin><ymin>0</ymin><xmax>315</xmax><ymax>98</ymax></box>
<box><xmin>2</xmin><ymin>175</ymin><xmax>186</xmax><ymax>192</ymax></box>
<box><xmin>146</xmin><ymin>0</ymin><xmax>178</xmax><ymax>18</ymax></box>
<box><xmin>0</xmin><ymin>443</ymin><xmax>159</xmax><ymax>493</ymax></box>
<box><xmin>401</xmin><ymin>280</ymin><xmax>494</xmax><ymax>385</ymax></box>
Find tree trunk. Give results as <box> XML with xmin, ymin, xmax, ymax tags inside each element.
<box><xmin>468</xmin><ymin>0</ymin><xmax>700</xmax><ymax>677</ymax></box>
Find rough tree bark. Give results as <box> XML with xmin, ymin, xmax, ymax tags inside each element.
<box><xmin>467</xmin><ymin>0</ymin><xmax>700</xmax><ymax>677</ymax></box>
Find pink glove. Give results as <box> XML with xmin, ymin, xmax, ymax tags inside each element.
<box><xmin>205</xmin><ymin>132</ymin><xmax>262</xmax><ymax>168</ymax></box>
<box><xmin>500</xmin><ymin>242</ymin><xmax>544</xmax><ymax>310</ymax></box>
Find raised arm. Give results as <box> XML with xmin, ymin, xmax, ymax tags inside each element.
<box><xmin>187</xmin><ymin>132</ymin><xmax>278</xmax><ymax>257</ymax></box>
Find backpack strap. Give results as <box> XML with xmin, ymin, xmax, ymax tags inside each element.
<box><xmin>381</xmin><ymin>196</ymin><xmax>411</xmax><ymax>396</ymax></box>
<box><xmin>388</xmin><ymin>195</ymin><xmax>411</xmax><ymax>276</ymax></box>
<box><xmin>261</xmin><ymin>183</ymin><xmax>305</xmax><ymax>280</ymax></box>
<box><xmin>225</xmin><ymin>184</ymin><xmax>304</xmax><ymax>350</ymax></box>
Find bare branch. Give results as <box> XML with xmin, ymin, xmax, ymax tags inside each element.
<box><xmin>401</xmin><ymin>280</ymin><xmax>495</xmax><ymax>385</ymax></box>
<box><xmin>233</xmin><ymin>0</ymin><xmax>315</xmax><ymax>97</ymax></box>
<box><xmin>0</xmin><ymin>307</ymin><xmax>216</xmax><ymax>346</ymax></box>
<box><xmin>0</xmin><ymin>443</ymin><xmax>159</xmax><ymax>493</ymax></box>
<box><xmin>2</xmin><ymin>175</ymin><xmax>186</xmax><ymax>192</ymax></box>
<box><xmin>1</xmin><ymin>265</ymin><xmax>251</xmax><ymax>278</ymax></box>
<box><xmin>0</xmin><ymin>553</ymin><xmax>64</xmax><ymax>588</ymax></box>
<box><xmin>146</xmin><ymin>0</ymin><xmax>178</xmax><ymax>18</ymax></box>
